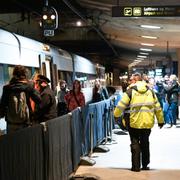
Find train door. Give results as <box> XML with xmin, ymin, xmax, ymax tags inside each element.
<box><xmin>41</xmin><ymin>55</ymin><xmax>57</xmax><ymax>90</ymax></box>
<box><xmin>0</xmin><ymin>64</ymin><xmax>6</xmax><ymax>130</ymax></box>
<box><xmin>0</xmin><ymin>64</ymin><xmax>5</xmax><ymax>97</ymax></box>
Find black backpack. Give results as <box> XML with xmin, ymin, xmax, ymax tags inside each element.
<box><xmin>7</xmin><ymin>91</ymin><xmax>30</xmax><ymax>124</ymax></box>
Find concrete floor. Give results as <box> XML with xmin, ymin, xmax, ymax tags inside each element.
<box><xmin>74</xmin><ymin>122</ymin><xmax>180</xmax><ymax>180</ymax></box>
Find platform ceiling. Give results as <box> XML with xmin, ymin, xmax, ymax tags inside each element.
<box><xmin>1</xmin><ymin>0</ymin><xmax>180</xmax><ymax>69</ymax></box>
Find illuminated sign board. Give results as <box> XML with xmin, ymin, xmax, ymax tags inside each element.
<box><xmin>112</xmin><ymin>6</ymin><xmax>180</xmax><ymax>17</ymax></box>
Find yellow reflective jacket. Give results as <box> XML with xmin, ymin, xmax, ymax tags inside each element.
<box><xmin>114</xmin><ymin>81</ymin><xmax>164</xmax><ymax>129</ymax></box>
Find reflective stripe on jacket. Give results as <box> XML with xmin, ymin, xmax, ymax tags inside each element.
<box><xmin>114</xmin><ymin>81</ymin><xmax>164</xmax><ymax>129</ymax></box>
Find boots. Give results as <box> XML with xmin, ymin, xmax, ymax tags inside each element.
<box><xmin>130</xmin><ymin>143</ymin><xmax>141</xmax><ymax>172</ymax></box>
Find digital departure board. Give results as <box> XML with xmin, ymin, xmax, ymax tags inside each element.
<box><xmin>112</xmin><ymin>6</ymin><xmax>180</xmax><ymax>17</ymax></box>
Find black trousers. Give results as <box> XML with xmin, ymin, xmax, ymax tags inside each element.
<box><xmin>129</xmin><ymin>128</ymin><xmax>151</xmax><ymax>169</ymax></box>
<box><xmin>57</xmin><ymin>102</ymin><xmax>68</xmax><ymax>116</ymax></box>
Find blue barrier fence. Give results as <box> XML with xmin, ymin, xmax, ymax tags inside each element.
<box><xmin>0</xmin><ymin>98</ymin><xmax>115</xmax><ymax>180</ymax></box>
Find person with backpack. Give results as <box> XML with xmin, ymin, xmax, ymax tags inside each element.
<box><xmin>0</xmin><ymin>65</ymin><xmax>41</xmax><ymax>134</ymax></box>
<box><xmin>34</xmin><ymin>74</ymin><xmax>57</xmax><ymax>122</ymax></box>
<box><xmin>114</xmin><ymin>72</ymin><xmax>164</xmax><ymax>172</ymax></box>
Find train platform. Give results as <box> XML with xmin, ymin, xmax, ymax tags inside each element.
<box><xmin>74</xmin><ymin>121</ymin><xmax>180</xmax><ymax>180</ymax></box>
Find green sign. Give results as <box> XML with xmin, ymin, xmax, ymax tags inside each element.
<box><xmin>112</xmin><ymin>6</ymin><xmax>180</xmax><ymax>17</ymax></box>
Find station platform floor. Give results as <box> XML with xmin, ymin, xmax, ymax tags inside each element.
<box><xmin>74</xmin><ymin>121</ymin><xmax>180</xmax><ymax>180</ymax></box>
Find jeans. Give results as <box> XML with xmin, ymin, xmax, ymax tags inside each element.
<box><xmin>166</xmin><ymin>102</ymin><xmax>178</xmax><ymax>125</ymax></box>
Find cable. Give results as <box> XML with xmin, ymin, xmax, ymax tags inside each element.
<box><xmin>62</xmin><ymin>0</ymin><xmax>119</xmax><ymax>57</ymax></box>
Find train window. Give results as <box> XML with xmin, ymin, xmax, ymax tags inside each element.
<box><xmin>42</xmin><ymin>62</ymin><xmax>47</xmax><ymax>76</ymax></box>
<box><xmin>8</xmin><ymin>66</ymin><xmax>33</xmax><ymax>80</ymax></box>
<box><xmin>26</xmin><ymin>67</ymin><xmax>32</xmax><ymax>79</ymax></box>
<box><xmin>75</xmin><ymin>72</ymin><xmax>96</xmax><ymax>88</ymax></box>
<box><xmin>8</xmin><ymin>66</ymin><xmax>14</xmax><ymax>80</ymax></box>
<box><xmin>57</xmin><ymin>70</ymin><xmax>73</xmax><ymax>89</ymax></box>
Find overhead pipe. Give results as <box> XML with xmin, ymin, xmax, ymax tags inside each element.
<box><xmin>62</xmin><ymin>0</ymin><xmax>119</xmax><ymax>57</ymax></box>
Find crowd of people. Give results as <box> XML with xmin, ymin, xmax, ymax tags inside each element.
<box><xmin>114</xmin><ymin>72</ymin><xmax>180</xmax><ymax>172</ymax></box>
<box><xmin>0</xmin><ymin>65</ymin><xmax>111</xmax><ymax>135</ymax></box>
<box><xmin>1</xmin><ymin>65</ymin><xmax>179</xmax><ymax>173</ymax></box>
<box><xmin>152</xmin><ymin>74</ymin><xmax>179</xmax><ymax>127</ymax></box>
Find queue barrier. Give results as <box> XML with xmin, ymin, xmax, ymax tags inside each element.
<box><xmin>0</xmin><ymin>97</ymin><xmax>116</xmax><ymax>180</ymax></box>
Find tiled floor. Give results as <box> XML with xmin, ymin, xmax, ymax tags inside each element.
<box><xmin>75</xmin><ymin>122</ymin><xmax>180</xmax><ymax>180</ymax></box>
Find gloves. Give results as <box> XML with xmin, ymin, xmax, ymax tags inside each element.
<box><xmin>158</xmin><ymin>123</ymin><xmax>164</xmax><ymax>129</ymax></box>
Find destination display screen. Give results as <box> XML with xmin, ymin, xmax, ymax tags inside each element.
<box><xmin>112</xmin><ymin>6</ymin><xmax>180</xmax><ymax>17</ymax></box>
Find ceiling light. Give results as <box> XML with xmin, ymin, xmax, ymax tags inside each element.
<box><xmin>137</xmin><ymin>55</ymin><xmax>147</xmax><ymax>58</ymax></box>
<box><xmin>136</xmin><ymin>57</ymin><xmax>144</xmax><ymax>60</ymax></box>
<box><xmin>141</xmin><ymin>35</ymin><xmax>158</xmax><ymax>39</ymax></box>
<box><xmin>140</xmin><ymin>25</ymin><xmax>161</xmax><ymax>29</ymax></box>
<box><xmin>140</xmin><ymin>48</ymin><xmax>152</xmax><ymax>52</ymax></box>
<box><xmin>134</xmin><ymin>60</ymin><xmax>142</xmax><ymax>62</ymax></box>
<box><xmin>139</xmin><ymin>52</ymin><xmax>149</xmax><ymax>55</ymax></box>
<box><xmin>140</xmin><ymin>43</ymin><xmax>154</xmax><ymax>46</ymax></box>
<box><xmin>76</xmin><ymin>21</ymin><xmax>82</xmax><ymax>26</ymax></box>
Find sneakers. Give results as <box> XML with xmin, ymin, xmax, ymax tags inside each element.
<box><xmin>171</xmin><ymin>125</ymin><xmax>176</xmax><ymax>128</ymax></box>
<box><xmin>164</xmin><ymin>124</ymin><xmax>176</xmax><ymax>128</ymax></box>
<box><xmin>164</xmin><ymin>124</ymin><xmax>171</xmax><ymax>128</ymax></box>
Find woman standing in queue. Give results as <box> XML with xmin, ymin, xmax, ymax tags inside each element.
<box><xmin>65</xmin><ymin>80</ymin><xmax>85</xmax><ymax>112</ymax></box>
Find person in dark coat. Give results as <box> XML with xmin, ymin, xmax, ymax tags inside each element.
<box><xmin>92</xmin><ymin>79</ymin><xmax>109</xmax><ymax>103</ymax></box>
<box><xmin>0</xmin><ymin>65</ymin><xmax>41</xmax><ymax>134</ymax></box>
<box><xmin>57</xmin><ymin>80</ymin><xmax>69</xmax><ymax>116</ymax></box>
<box><xmin>163</xmin><ymin>74</ymin><xmax>179</xmax><ymax>127</ymax></box>
<box><xmin>34</xmin><ymin>74</ymin><xmax>57</xmax><ymax>122</ymax></box>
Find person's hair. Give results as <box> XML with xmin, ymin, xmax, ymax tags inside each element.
<box><xmin>170</xmin><ymin>74</ymin><xmax>177</xmax><ymax>81</ymax></box>
<box><xmin>12</xmin><ymin>65</ymin><xmax>27</xmax><ymax>80</ymax></box>
<box><xmin>73</xmin><ymin>80</ymin><xmax>81</xmax><ymax>92</ymax></box>
<box><xmin>93</xmin><ymin>84</ymin><xmax>99</xmax><ymax>95</ymax></box>
<box><xmin>59</xmin><ymin>80</ymin><xmax>66</xmax><ymax>86</ymax></box>
<box><xmin>133</xmin><ymin>72</ymin><xmax>142</xmax><ymax>81</ymax></box>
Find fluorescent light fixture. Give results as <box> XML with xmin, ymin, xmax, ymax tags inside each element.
<box><xmin>137</xmin><ymin>55</ymin><xmax>147</xmax><ymax>58</ymax></box>
<box><xmin>135</xmin><ymin>58</ymin><xmax>144</xmax><ymax>61</ymax></box>
<box><xmin>134</xmin><ymin>60</ymin><xmax>142</xmax><ymax>62</ymax></box>
<box><xmin>141</xmin><ymin>35</ymin><xmax>158</xmax><ymax>39</ymax></box>
<box><xmin>140</xmin><ymin>43</ymin><xmax>154</xmax><ymax>46</ymax></box>
<box><xmin>140</xmin><ymin>48</ymin><xmax>152</xmax><ymax>52</ymax></box>
<box><xmin>140</xmin><ymin>25</ymin><xmax>161</xmax><ymax>29</ymax></box>
<box><xmin>139</xmin><ymin>52</ymin><xmax>149</xmax><ymax>55</ymax></box>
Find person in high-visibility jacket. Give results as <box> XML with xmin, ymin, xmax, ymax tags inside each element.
<box><xmin>114</xmin><ymin>73</ymin><xmax>164</xmax><ymax>172</ymax></box>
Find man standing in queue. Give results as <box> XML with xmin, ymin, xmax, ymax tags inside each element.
<box><xmin>114</xmin><ymin>73</ymin><xmax>164</xmax><ymax>172</ymax></box>
<box><xmin>34</xmin><ymin>74</ymin><xmax>57</xmax><ymax>122</ymax></box>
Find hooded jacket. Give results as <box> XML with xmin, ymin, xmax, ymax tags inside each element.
<box><xmin>114</xmin><ymin>81</ymin><xmax>164</xmax><ymax>129</ymax></box>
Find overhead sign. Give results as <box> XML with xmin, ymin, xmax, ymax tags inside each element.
<box><xmin>112</xmin><ymin>6</ymin><xmax>180</xmax><ymax>17</ymax></box>
<box><xmin>44</xmin><ymin>30</ymin><xmax>54</xmax><ymax>37</ymax></box>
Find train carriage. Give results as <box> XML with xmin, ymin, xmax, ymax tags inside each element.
<box><xmin>0</xmin><ymin>28</ymin><xmax>104</xmax><ymax>130</ymax></box>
